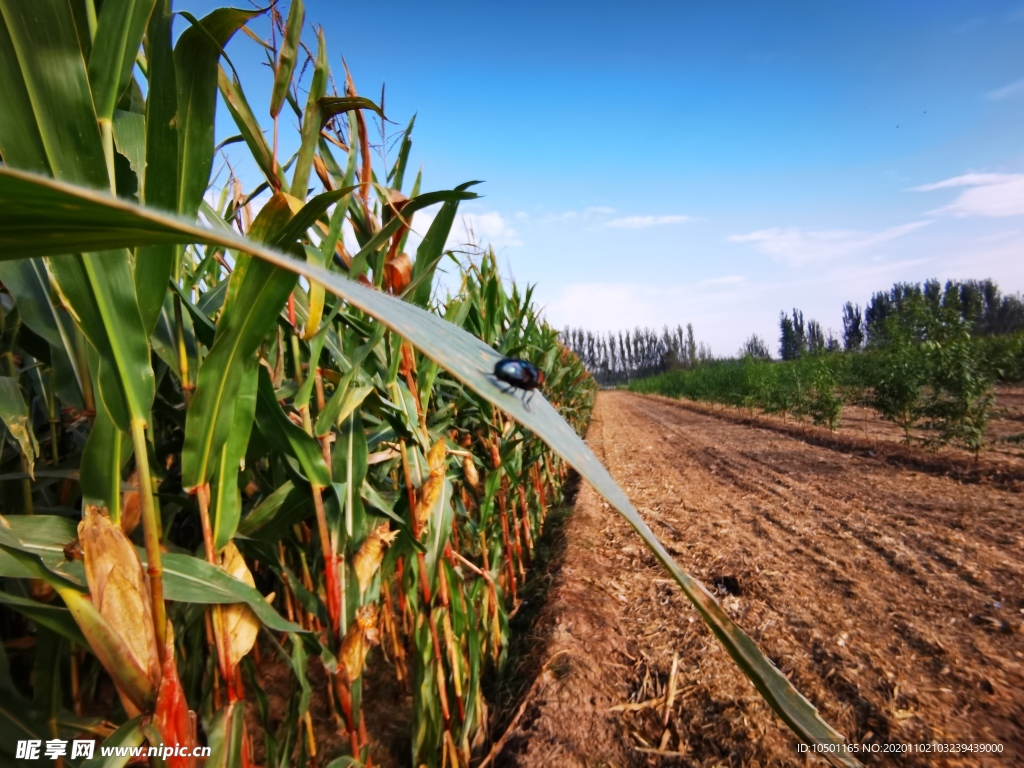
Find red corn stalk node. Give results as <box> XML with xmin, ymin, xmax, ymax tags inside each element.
<box><xmin>78</xmin><ymin>505</ymin><xmax>162</xmax><ymax>717</ymax></box>
<box><xmin>152</xmin><ymin>625</ymin><xmax>197</xmax><ymax>768</ymax></box>
<box><xmin>399</xmin><ymin>340</ymin><xmax>417</xmax><ymax>377</ymax></box>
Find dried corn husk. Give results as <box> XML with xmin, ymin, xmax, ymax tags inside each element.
<box><xmin>463</xmin><ymin>456</ymin><xmax>479</xmax><ymax>490</ymax></box>
<box><xmin>338</xmin><ymin>604</ymin><xmax>380</xmax><ymax>683</ymax></box>
<box><xmin>352</xmin><ymin>522</ymin><xmax>399</xmax><ymax>594</ymax></box>
<box><xmin>413</xmin><ymin>440</ymin><xmax>447</xmax><ymax>536</ymax></box>
<box><xmin>79</xmin><ymin>506</ymin><xmax>161</xmax><ymax>715</ymax></box>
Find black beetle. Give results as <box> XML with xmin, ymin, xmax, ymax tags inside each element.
<box><xmin>493</xmin><ymin>358</ymin><xmax>544</xmax><ymax>408</ymax></box>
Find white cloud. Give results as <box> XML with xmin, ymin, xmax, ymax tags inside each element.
<box><xmin>405</xmin><ymin>208</ymin><xmax>522</xmax><ymax>250</ymax></box>
<box><xmin>910</xmin><ymin>173</ymin><xmax>1024</xmax><ymax>217</ymax></box>
<box><xmin>986</xmin><ymin>77</ymin><xmax>1024</xmax><ymax>100</ymax></box>
<box><xmin>538</xmin><ymin>206</ymin><xmax>617</xmax><ymax>223</ymax></box>
<box><xmin>729</xmin><ymin>221</ymin><xmax>929</xmax><ymax>265</ymax></box>
<box><xmin>606</xmin><ymin>214</ymin><xmax>692</xmax><ymax>228</ymax></box>
<box><xmin>701</xmin><ymin>274</ymin><xmax>745</xmax><ymax>285</ymax></box>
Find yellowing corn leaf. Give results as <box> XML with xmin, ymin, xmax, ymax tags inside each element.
<box><xmin>220</xmin><ymin>542</ymin><xmax>262</xmax><ymax>671</ymax></box>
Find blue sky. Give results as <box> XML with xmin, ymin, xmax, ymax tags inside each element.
<box><xmin>181</xmin><ymin>0</ymin><xmax>1024</xmax><ymax>356</ymax></box>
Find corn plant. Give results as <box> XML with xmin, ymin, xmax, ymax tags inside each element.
<box><xmin>0</xmin><ymin>1</ymin><xmax>857</xmax><ymax>766</ymax></box>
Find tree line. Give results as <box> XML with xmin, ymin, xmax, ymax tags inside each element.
<box><xmin>562</xmin><ymin>324</ymin><xmax>713</xmax><ymax>386</ymax></box>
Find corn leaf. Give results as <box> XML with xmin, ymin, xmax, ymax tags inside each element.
<box><xmin>0</xmin><ymin>591</ymin><xmax>84</xmax><ymax>645</ymax></box>
<box><xmin>80</xmin><ymin>717</ymin><xmax>145</xmax><ymax>768</ymax></box>
<box><xmin>317</xmin><ymin>96</ymin><xmax>388</xmax><ymax>125</ymax></box>
<box><xmin>0</xmin><ymin>259</ymin><xmax>86</xmax><ymax>406</ymax></box>
<box><xmin>219</xmin><ymin>64</ymin><xmax>279</xmax><ymax>188</ymax></box>
<box><xmin>0</xmin><ymin>0</ymin><xmax>155</xmax><ymax>430</ymax></box>
<box><xmin>290</xmin><ymin>26</ymin><xmax>327</xmax><ymax>197</ymax></box>
<box><xmin>181</xmin><ymin>193</ymin><xmax>300</xmax><ymax>490</ymax></box>
<box><xmin>135</xmin><ymin>0</ymin><xmax>179</xmax><ymax>335</ymax></box>
<box><xmin>79</xmin><ymin>398</ymin><xmax>126</xmax><ymax>517</ymax></box>
<box><xmin>174</xmin><ymin>7</ymin><xmax>261</xmax><ymax>221</ymax></box>
<box><xmin>0</xmin><ymin>514</ymin><xmax>302</xmax><ymax>633</ymax></box>
<box><xmin>0</xmin><ymin>377</ymin><xmax>38</xmax><ymax>476</ymax></box>
<box><xmin>0</xmin><ymin>167</ymin><xmax>856</xmax><ymax>760</ymax></box>
<box><xmin>0</xmin><ymin>642</ymin><xmax>54</xmax><ymax>765</ymax></box>
<box><xmin>212</xmin><ymin>358</ymin><xmax>259</xmax><ymax>551</ymax></box>
<box><xmin>254</xmin><ymin>365</ymin><xmax>331</xmax><ymax>487</ymax></box>
<box><xmin>88</xmin><ymin>0</ymin><xmax>156</xmax><ymax>121</ymax></box>
<box><xmin>270</xmin><ymin>0</ymin><xmax>304</xmax><ymax>119</ymax></box>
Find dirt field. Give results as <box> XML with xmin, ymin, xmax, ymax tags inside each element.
<box><xmin>497</xmin><ymin>391</ymin><xmax>1024</xmax><ymax>767</ymax></box>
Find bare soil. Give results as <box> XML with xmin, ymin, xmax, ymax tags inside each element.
<box><xmin>497</xmin><ymin>391</ymin><xmax>1024</xmax><ymax>767</ymax></box>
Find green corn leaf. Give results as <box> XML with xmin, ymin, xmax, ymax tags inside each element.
<box><xmin>270</xmin><ymin>0</ymin><xmax>304</xmax><ymax>119</ymax></box>
<box><xmin>0</xmin><ymin>591</ymin><xmax>84</xmax><ymax>645</ymax></box>
<box><xmin>0</xmin><ymin>642</ymin><xmax>53</xmax><ymax>766</ymax></box>
<box><xmin>174</xmin><ymin>7</ymin><xmax>261</xmax><ymax>221</ymax></box>
<box><xmin>46</xmin><ymin>253</ymin><xmax>155</xmax><ymax>431</ymax></box>
<box><xmin>204</xmin><ymin>700</ymin><xmax>247</xmax><ymax>768</ymax></box>
<box><xmin>254</xmin><ymin>365</ymin><xmax>331</xmax><ymax>488</ymax></box>
<box><xmin>135</xmin><ymin>0</ymin><xmax>178</xmax><ymax>335</ymax></box>
<box><xmin>0</xmin><ymin>259</ymin><xmax>86</xmax><ymax>406</ymax></box>
<box><xmin>79</xmin><ymin>400</ymin><xmax>126</xmax><ymax>519</ymax></box>
<box><xmin>317</xmin><ymin>95</ymin><xmax>388</xmax><ymax>124</ymax></box>
<box><xmin>0</xmin><ymin>514</ymin><xmax>80</xmax><ymax>580</ymax></box>
<box><xmin>30</xmin><ymin>629</ymin><xmax>63</xmax><ymax>727</ymax></box>
<box><xmin>405</xmin><ymin>181</ymin><xmax>479</xmax><ymax>307</ymax></box>
<box><xmin>156</xmin><ymin>552</ymin><xmax>301</xmax><ymax>632</ymax></box>
<box><xmin>290</xmin><ymin>26</ymin><xmax>328</xmax><ymax>198</ymax></box>
<box><xmin>0</xmin><ymin>167</ymin><xmax>857</xmax><ymax>764</ymax></box>
<box><xmin>0</xmin><ymin>377</ymin><xmax>38</xmax><ymax>477</ymax></box>
<box><xmin>80</xmin><ymin>717</ymin><xmax>145</xmax><ymax>768</ymax></box>
<box><xmin>112</xmin><ymin>110</ymin><xmax>146</xmax><ymax>192</ymax></box>
<box><xmin>388</xmin><ymin>113</ymin><xmax>416</xmax><ymax>189</ymax></box>
<box><xmin>219</xmin><ymin>64</ymin><xmax>279</xmax><ymax>188</ymax></box>
<box><xmin>237</xmin><ymin>480</ymin><xmax>312</xmax><ymax>541</ymax></box>
<box><xmin>317</xmin><ymin>384</ymin><xmax>374</xmax><ymax>438</ymax></box>
<box><xmin>332</xmin><ymin>411</ymin><xmax>367</xmax><ymax>538</ymax></box>
<box><xmin>0</xmin><ymin>1</ymin><xmax>154</xmax><ymax>430</ymax></box>
<box><xmin>0</xmin><ymin>0</ymin><xmax>108</xmax><ymax>186</ymax></box>
<box><xmin>181</xmin><ymin>193</ymin><xmax>299</xmax><ymax>490</ymax></box>
<box><xmin>212</xmin><ymin>358</ymin><xmax>259</xmax><ymax>551</ymax></box>
<box><xmin>88</xmin><ymin>0</ymin><xmax>156</xmax><ymax>121</ymax></box>
<box><xmin>0</xmin><ymin>515</ymin><xmax>302</xmax><ymax>633</ymax></box>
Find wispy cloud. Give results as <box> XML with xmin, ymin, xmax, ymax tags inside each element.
<box><xmin>701</xmin><ymin>275</ymin><xmax>745</xmax><ymax>285</ymax></box>
<box><xmin>536</xmin><ymin>206</ymin><xmax>618</xmax><ymax>223</ymax></box>
<box><xmin>911</xmin><ymin>173</ymin><xmax>1024</xmax><ymax>217</ymax></box>
<box><xmin>408</xmin><ymin>208</ymin><xmax>522</xmax><ymax>249</ymax></box>
<box><xmin>729</xmin><ymin>221</ymin><xmax>929</xmax><ymax>265</ymax></box>
<box><xmin>986</xmin><ymin>77</ymin><xmax>1024</xmax><ymax>100</ymax></box>
<box><xmin>606</xmin><ymin>214</ymin><xmax>692</xmax><ymax>228</ymax></box>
